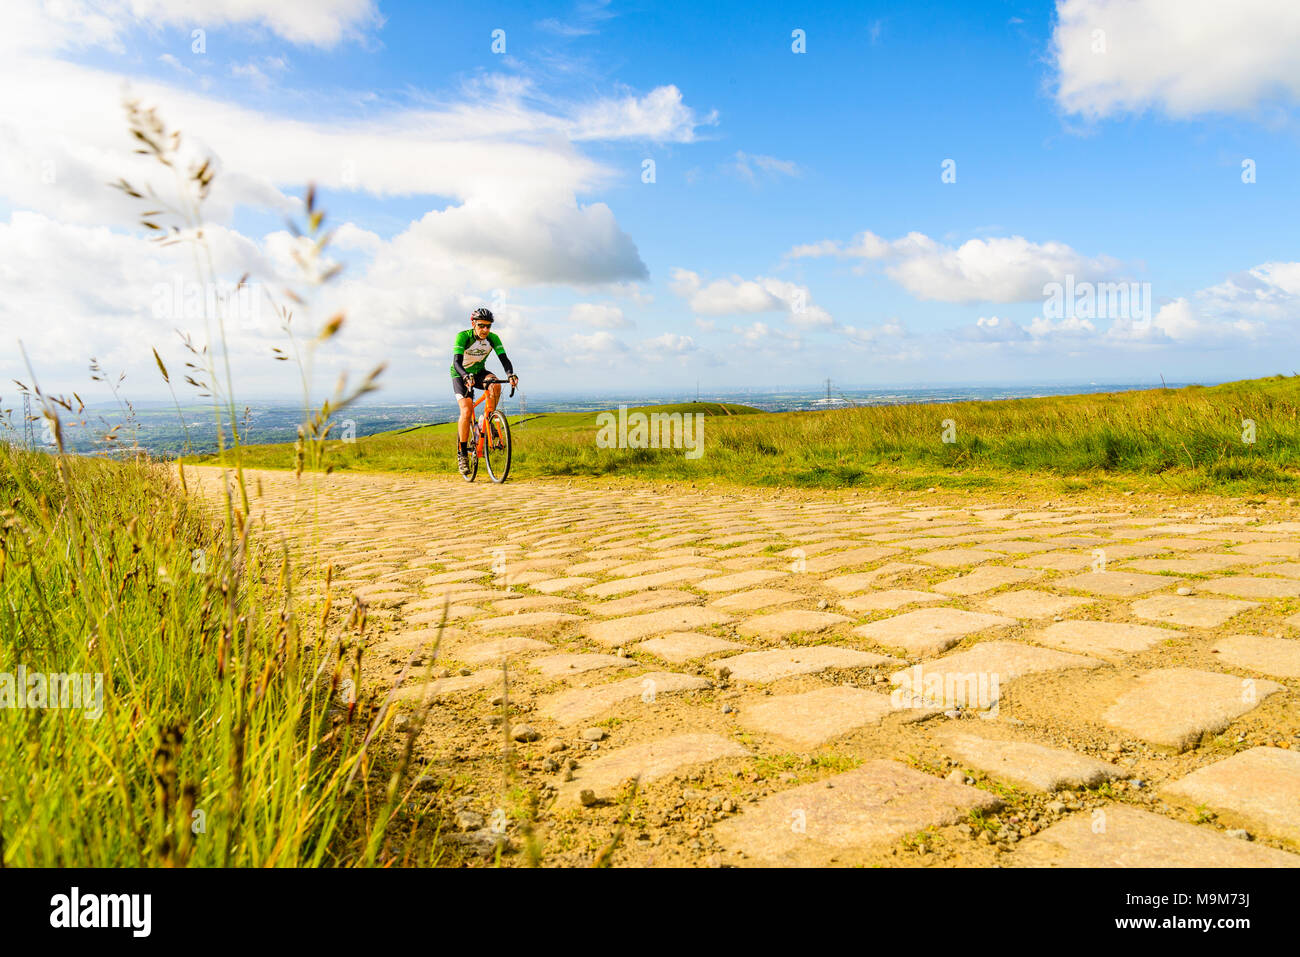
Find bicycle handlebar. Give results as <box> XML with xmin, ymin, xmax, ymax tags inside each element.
<box><xmin>480</xmin><ymin>373</ymin><xmax>517</xmax><ymax>398</ymax></box>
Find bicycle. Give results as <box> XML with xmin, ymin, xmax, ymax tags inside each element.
<box><xmin>461</xmin><ymin>373</ymin><xmax>515</xmax><ymax>483</ymax></box>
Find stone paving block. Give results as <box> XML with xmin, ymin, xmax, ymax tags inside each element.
<box><xmin>1031</xmin><ymin>619</ymin><xmax>1184</xmax><ymax>659</ymax></box>
<box><xmin>1054</xmin><ymin>570</ymin><xmax>1177</xmax><ymax>597</ymax></box>
<box><xmin>408</xmin><ymin>605</ymin><xmax>484</xmax><ymax>624</ymax></box>
<box><xmin>713</xmin><ymin>760</ymin><xmax>1001</xmax><ymax>865</ymax></box>
<box><xmin>557</xmin><ymin>734</ymin><xmax>747</xmax><ymax>806</ymax></box>
<box><xmin>1010</xmin><ymin>805</ymin><xmax>1300</xmax><ymax>867</ymax></box>
<box><xmin>1010</xmin><ymin>553</ymin><xmax>1096</xmax><ymax>572</ymax></box>
<box><xmin>633</xmin><ymin>632</ymin><xmax>748</xmax><ymax>663</ymax></box>
<box><xmin>933</xmin><ymin>566</ymin><xmax>1040</xmax><ymax>596</ymax></box>
<box><xmin>489</xmin><ymin>595</ymin><xmax>576</xmax><ymax>613</ymax></box>
<box><xmin>583</xmin><ymin>567</ymin><xmax>718</xmax><ymax>598</ymax></box>
<box><xmin>821</xmin><ymin>564</ymin><xmax>928</xmax><ymax>593</ymax></box>
<box><xmin>839</xmin><ymin>589</ymin><xmax>946</xmax><ymax>613</ymax></box>
<box><xmin>716</xmin><ymin>557</ymin><xmax>781</xmax><ymax>571</ymax></box>
<box><xmin>469</xmin><ymin>611</ymin><xmax>585</xmax><ymax>633</ymax></box>
<box><xmin>566</xmin><ymin>558</ymin><xmax>631</xmax><ymax>576</ymax></box>
<box><xmin>802</xmin><ymin>546</ymin><xmax>903</xmax><ymax>573</ymax></box>
<box><xmin>710</xmin><ymin>588</ymin><xmax>805</xmax><ymax>611</ymax></box>
<box><xmin>1233</xmin><ymin>541</ymin><xmax>1300</xmax><ymax>559</ymax></box>
<box><xmin>610</xmin><ymin>555</ymin><xmax>715</xmax><ymax>578</ymax></box>
<box><xmin>891</xmin><ymin>641</ymin><xmax>1101</xmax><ymax>709</ymax></box>
<box><xmin>977</xmin><ymin>540</ymin><xmax>1059</xmax><ymax>554</ymax></box>
<box><xmin>584</xmin><ymin>606</ymin><xmax>732</xmax><ymax>646</ymax></box>
<box><xmin>981</xmin><ymin>590</ymin><xmax>1093</xmax><ymax>619</ymax></box>
<box><xmin>1130</xmin><ymin>595</ymin><xmax>1259</xmax><ymax>628</ymax></box>
<box><xmin>738</xmin><ymin>685</ymin><xmax>899</xmax><ymax>747</ymax></box>
<box><xmin>1122</xmin><ymin>555</ymin><xmax>1262</xmax><ymax>574</ymax></box>
<box><xmin>454</xmin><ymin>636</ymin><xmax>552</xmax><ymax>665</ymax></box>
<box><xmin>1210</xmin><ymin>634</ymin><xmax>1300</xmax><ymax>679</ymax></box>
<box><xmin>531</xmin><ymin>576</ymin><xmax>597</xmax><ymax>594</ymax></box>
<box><xmin>736</xmin><ymin>609</ymin><xmax>851</xmax><ymax>640</ymax></box>
<box><xmin>696</xmin><ymin>569</ymin><xmax>788</xmax><ymax>593</ymax></box>
<box><xmin>779</xmin><ymin>539</ymin><xmax>864</xmax><ymax>556</ymax></box>
<box><xmin>1255</xmin><ymin>563</ymin><xmax>1300</xmax><ymax>579</ymax></box>
<box><xmin>394</xmin><ymin>669</ymin><xmax>498</xmax><ymax>703</ymax></box>
<box><xmin>529</xmin><ymin>653</ymin><xmax>634</xmax><ymax>678</ymax></box>
<box><xmin>937</xmin><ymin>730</ymin><xmax>1128</xmax><ymax>791</ymax></box>
<box><xmin>424</xmin><ymin>569</ymin><xmax>490</xmax><ymax>585</ymax></box>
<box><xmin>715</xmin><ymin>647</ymin><xmax>900</xmax><ymax>683</ymax></box>
<box><xmin>586</xmin><ymin>589</ymin><xmax>699</xmax><ymax>616</ymax></box>
<box><xmin>1102</xmin><ymin>668</ymin><xmax>1284</xmax><ymax>751</ymax></box>
<box><xmin>1162</xmin><ymin>747</ymin><xmax>1300</xmax><ymax>844</ymax></box>
<box><xmin>915</xmin><ymin>549</ymin><xmax>1003</xmax><ymax>568</ymax></box>
<box><xmin>538</xmin><ymin>671</ymin><xmax>711</xmax><ymax>725</ymax></box>
<box><xmin>1197</xmin><ymin>577</ymin><xmax>1300</xmax><ymax>600</ymax></box>
<box><xmin>853</xmin><ymin>608</ymin><xmax>1017</xmax><ymax>657</ymax></box>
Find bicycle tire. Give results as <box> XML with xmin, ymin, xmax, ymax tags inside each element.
<box><xmin>484</xmin><ymin>410</ymin><xmax>512</xmax><ymax>483</ymax></box>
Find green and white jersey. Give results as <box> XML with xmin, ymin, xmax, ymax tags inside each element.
<box><xmin>449</xmin><ymin>329</ymin><xmax>505</xmax><ymax>378</ymax></box>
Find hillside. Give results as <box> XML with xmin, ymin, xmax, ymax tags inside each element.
<box><xmin>191</xmin><ymin>378</ymin><xmax>1300</xmax><ymax>495</ymax></box>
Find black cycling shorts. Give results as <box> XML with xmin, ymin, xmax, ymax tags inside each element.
<box><xmin>452</xmin><ymin>370</ymin><xmax>496</xmax><ymax>399</ymax></box>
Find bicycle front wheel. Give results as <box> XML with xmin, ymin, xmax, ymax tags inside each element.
<box><xmin>484</xmin><ymin>410</ymin><xmax>512</xmax><ymax>483</ymax></box>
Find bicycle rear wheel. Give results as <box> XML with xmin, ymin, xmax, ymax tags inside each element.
<box><xmin>484</xmin><ymin>410</ymin><xmax>512</xmax><ymax>483</ymax></box>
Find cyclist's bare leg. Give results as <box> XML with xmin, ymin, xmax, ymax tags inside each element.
<box><xmin>484</xmin><ymin>382</ymin><xmax>502</xmax><ymax>421</ymax></box>
<box><xmin>457</xmin><ymin>396</ymin><xmax>474</xmax><ymax>443</ymax></box>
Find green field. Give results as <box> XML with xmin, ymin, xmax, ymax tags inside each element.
<box><xmin>195</xmin><ymin>377</ymin><xmax>1300</xmax><ymax>496</ymax></box>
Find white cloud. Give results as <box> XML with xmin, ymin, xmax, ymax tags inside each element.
<box><xmin>1051</xmin><ymin>0</ymin><xmax>1300</xmax><ymax>120</ymax></box>
<box><xmin>959</xmin><ymin>316</ymin><xmax>1031</xmax><ymax>342</ymax></box>
<box><xmin>1197</xmin><ymin>262</ymin><xmax>1300</xmax><ymax>321</ymax></box>
<box><xmin>729</xmin><ymin>321</ymin><xmax>799</xmax><ymax>349</ymax></box>
<box><xmin>559</xmin><ymin>330</ymin><xmax>627</xmax><ymax>366</ymax></box>
<box><xmin>788</xmin><ymin>230</ymin><xmax>1122</xmax><ymax>304</ymax></box>
<box><xmin>390</xmin><ymin>197</ymin><xmax>646</xmax><ymax>287</ymax></box>
<box><xmin>568</xmin><ymin>302</ymin><xmax>632</xmax><ymax>328</ymax></box>
<box><xmin>638</xmin><ymin>333</ymin><xmax>694</xmax><ymax>358</ymax></box>
<box><xmin>842</xmin><ymin>319</ymin><xmax>906</xmax><ymax>345</ymax></box>
<box><xmin>728</xmin><ymin>150</ymin><xmax>799</xmax><ymax>185</ymax></box>
<box><xmin>568</xmin><ymin>85</ymin><xmax>718</xmax><ymax>142</ymax></box>
<box><xmin>669</xmin><ymin>269</ymin><xmax>831</xmax><ymax>326</ymax></box>
<box><xmin>4</xmin><ymin>0</ymin><xmax>380</xmax><ymax>57</ymax></box>
<box><xmin>0</xmin><ymin>54</ymin><xmax>688</xmax><ymax>293</ymax></box>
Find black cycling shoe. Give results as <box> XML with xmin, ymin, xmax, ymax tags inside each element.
<box><xmin>457</xmin><ymin>451</ymin><xmax>470</xmax><ymax>475</ymax></box>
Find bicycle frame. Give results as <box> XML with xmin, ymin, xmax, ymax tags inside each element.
<box><xmin>469</xmin><ymin>376</ymin><xmax>514</xmax><ymax>455</ymax></box>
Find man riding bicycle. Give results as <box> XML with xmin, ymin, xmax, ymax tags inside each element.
<box><xmin>451</xmin><ymin>307</ymin><xmax>518</xmax><ymax>475</ymax></box>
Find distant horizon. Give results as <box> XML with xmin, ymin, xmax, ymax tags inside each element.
<box><xmin>39</xmin><ymin>376</ymin><xmax>1221</xmax><ymax>409</ymax></box>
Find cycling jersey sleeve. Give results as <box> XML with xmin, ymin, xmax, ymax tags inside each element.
<box><xmin>451</xmin><ymin>329</ymin><xmax>472</xmax><ymax>378</ymax></box>
<box><xmin>489</xmin><ymin>333</ymin><xmax>514</xmax><ymax>376</ymax></box>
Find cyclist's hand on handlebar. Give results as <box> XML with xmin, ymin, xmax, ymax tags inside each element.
<box><xmin>463</xmin><ymin>374</ymin><xmax>474</xmax><ymax>390</ymax></box>
<box><xmin>508</xmin><ymin>374</ymin><xmax>519</xmax><ymax>387</ymax></box>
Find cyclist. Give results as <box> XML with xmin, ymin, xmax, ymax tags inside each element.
<box><xmin>451</xmin><ymin>306</ymin><xmax>518</xmax><ymax>475</ymax></box>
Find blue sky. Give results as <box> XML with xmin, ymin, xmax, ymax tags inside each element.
<box><xmin>2</xmin><ymin>0</ymin><xmax>1299</xmax><ymax>404</ymax></box>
